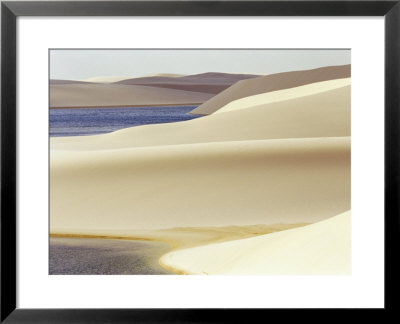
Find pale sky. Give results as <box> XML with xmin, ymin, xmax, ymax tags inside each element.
<box><xmin>50</xmin><ymin>49</ymin><xmax>350</xmax><ymax>80</ymax></box>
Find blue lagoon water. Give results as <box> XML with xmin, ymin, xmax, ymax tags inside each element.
<box><xmin>50</xmin><ymin>105</ymin><xmax>201</xmax><ymax>137</ymax></box>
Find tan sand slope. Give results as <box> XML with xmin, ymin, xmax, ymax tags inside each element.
<box><xmin>216</xmin><ymin>78</ymin><xmax>351</xmax><ymax>114</ymax></box>
<box><xmin>160</xmin><ymin>211</ymin><xmax>351</xmax><ymax>275</ymax></box>
<box><xmin>115</xmin><ymin>72</ymin><xmax>259</xmax><ymax>94</ymax></box>
<box><xmin>50</xmin><ymin>137</ymin><xmax>350</xmax><ymax>232</ymax></box>
<box><xmin>51</xmin><ymin>84</ymin><xmax>350</xmax><ymax>151</ymax></box>
<box><xmin>50</xmin><ymin>83</ymin><xmax>214</xmax><ymax>108</ymax></box>
<box><xmin>190</xmin><ymin>64</ymin><xmax>351</xmax><ymax>115</ymax></box>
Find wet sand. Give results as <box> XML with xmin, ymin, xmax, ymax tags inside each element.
<box><xmin>49</xmin><ymin>237</ymin><xmax>172</xmax><ymax>275</ymax></box>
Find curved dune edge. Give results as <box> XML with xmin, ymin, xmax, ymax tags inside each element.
<box><xmin>50</xmin><ymin>223</ymin><xmax>309</xmax><ymax>275</ymax></box>
<box><xmin>50</xmin><ymin>222</ymin><xmax>309</xmax><ymax>272</ymax></box>
<box><xmin>50</xmin><ymin>84</ymin><xmax>350</xmax><ymax>151</ymax></box>
<box><xmin>50</xmin><ymin>137</ymin><xmax>350</xmax><ymax>232</ymax></box>
<box><xmin>215</xmin><ymin>78</ymin><xmax>351</xmax><ymax>114</ymax></box>
<box><xmin>160</xmin><ymin>211</ymin><xmax>351</xmax><ymax>275</ymax></box>
<box><xmin>190</xmin><ymin>64</ymin><xmax>351</xmax><ymax>115</ymax></box>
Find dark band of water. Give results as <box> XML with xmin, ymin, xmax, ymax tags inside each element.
<box><xmin>49</xmin><ymin>237</ymin><xmax>173</xmax><ymax>275</ymax></box>
<box><xmin>50</xmin><ymin>105</ymin><xmax>201</xmax><ymax>137</ymax></box>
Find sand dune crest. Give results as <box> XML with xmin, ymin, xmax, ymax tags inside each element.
<box><xmin>216</xmin><ymin>77</ymin><xmax>351</xmax><ymax>114</ymax></box>
<box><xmin>191</xmin><ymin>64</ymin><xmax>351</xmax><ymax>115</ymax></box>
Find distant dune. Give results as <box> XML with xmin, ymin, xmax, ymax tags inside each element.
<box><xmin>161</xmin><ymin>211</ymin><xmax>351</xmax><ymax>275</ymax></box>
<box><xmin>80</xmin><ymin>76</ymin><xmax>132</xmax><ymax>83</ymax></box>
<box><xmin>50</xmin><ymin>79</ymin><xmax>97</xmax><ymax>85</ymax></box>
<box><xmin>115</xmin><ymin>72</ymin><xmax>259</xmax><ymax>94</ymax></box>
<box><xmin>142</xmin><ymin>73</ymin><xmax>185</xmax><ymax>78</ymax></box>
<box><xmin>50</xmin><ymin>83</ymin><xmax>213</xmax><ymax>108</ymax></box>
<box><xmin>190</xmin><ymin>64</ymin><xmax>351</xmax><ymax>115</ymax></box>
<box><xmin>49</xmin><ymin>72</ymin><xmax>259</xmax><ymax>108</ymax></box>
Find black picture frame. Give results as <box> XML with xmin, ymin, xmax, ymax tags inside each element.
<box><xmin>1</xmin><ymin>0</ymin><xmax>399</xmax><ymax>322</ymax></box>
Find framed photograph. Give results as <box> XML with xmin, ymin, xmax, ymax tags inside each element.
<box><xmin>1</xmin><ymin>0</ymin><xmax>399</xmax><ymax>322</ymax></box>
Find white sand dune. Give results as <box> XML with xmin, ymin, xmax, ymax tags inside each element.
<box><xmin>50</xmin><ymin>83</ymin><xmax>213</xmax><ymax>108</ymax></box>
<box><xmin>190</xmin><ymin>64</ymin><xmax>351</xmax><ymax>115</ymax></box>
<box><xmin>215</xmin><ymin>78</ymin><xmax>351</xmax><ymax>114</ymax></box>
<box><xmin>50</xmin><ymin>137</ymin><xmax>350</xmax><ymax>233</ymax></box>
<box><xmin>160</xmin><ymin>211</ymin><xmax>351</xmax><ymax>275</ymax></box>
<box><xmin>51</xmin><ymin>84</ymin><xmax>350</xmax><ymax>151</ymax></box>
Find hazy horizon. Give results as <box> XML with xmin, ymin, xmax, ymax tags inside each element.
<box><xmin>50</xmin><ymin>49</ymin><xmax>351</xmax><ymax>80</ymax></box>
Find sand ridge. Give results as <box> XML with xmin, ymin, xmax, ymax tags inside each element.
<box><xmin>190</xmin><ymin>64</ymin><xmax>351</xmax><ymax>115</ymax></box>
<box><xmin>215</xmin><ymin>77</ymin><xmax>351</xmax><ymax>114</ymax></box>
